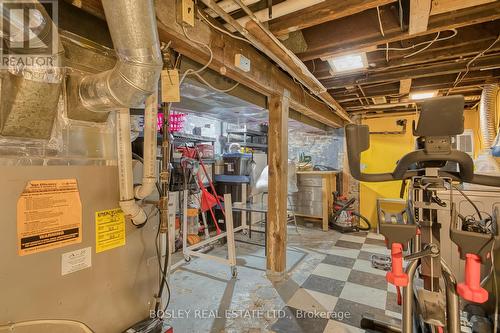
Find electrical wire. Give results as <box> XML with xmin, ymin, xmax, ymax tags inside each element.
<box><xmin>404</xmin><ymin>31</ymin><xmax>440</xmax><ymax>58</ymax></box>
<box><xmin>448</xmin><ymin>33</ymin><xmax>500</xmax><ymax>92</ymax></box>
<box><xmin>452</xmin><ymin>184</ymin><xmax>482</xmax><ymax>219</ymax></box>
<box><xmin>197</xmin><ymin>8</ymin><xmax>252</xmax><ymax>44</ymax></box>
<box><xmin>377</xmin><ymin>29</ymin><xmax>458</xmax><ymax>57</ymax></box>
<box><xmin>0</xmin><ymin>319</ymin><xmax>95</xmax><ymax>332</ymax></box>
<box><xmin>180</xmin><ymin>25</ymin><xmax>240</xmax><ymax>93</ymax></box>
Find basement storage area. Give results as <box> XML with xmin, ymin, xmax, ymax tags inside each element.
<box><xmin>1</xmin><ymin>1</ymin><xmax>500</xmax><ymax>333</ymax></box>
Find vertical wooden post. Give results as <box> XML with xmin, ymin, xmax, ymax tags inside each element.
<box><xmin>267</xmin><ymin>92</ymin><xmax>289</xmax><ymax>280</ymax></box>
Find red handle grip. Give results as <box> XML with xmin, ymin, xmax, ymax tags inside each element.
<box><xmin>386</xmin><ymin>243</ymin><xmax>409</xmax><ymax>287</ymax></box>
<box><xmin>457</xmin><ymin>254</ymin><xmax>488</xmax><ymax>303</ymax></box>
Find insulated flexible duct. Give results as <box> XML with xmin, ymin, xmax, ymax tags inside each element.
<box><xmin>479</xmin><ymin>84</ymin><xmax>499</xmax><ymax>148</ymax></box>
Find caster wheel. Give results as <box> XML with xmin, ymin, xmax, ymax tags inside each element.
<box><xmin>184</xmin><ymin>255</ymin><xmax>191</xmax><ymax>262</ymax></box>
<box><xmin>231</xmin><ymin>267</ymin><xmax>238</xmax><ymax>278</ymax></box>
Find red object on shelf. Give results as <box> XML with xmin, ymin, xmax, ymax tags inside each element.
<box><xmin>196</xmin><ymin>143</ymin><xmax>214</xmax><ymax>159</ymax></box>
<box><xmin>457</xmin><ymin>253</ymin><xmax>489</xmax><ymax>303</ymax></box>
<box><xmin>386</xmin><ymin>243</ymin><xmax>409</xmax><ymax>287</ymax></box>
<box><xmin>162</xmin><ymin>112</ymin><xmax>185</xmax><ymax>133</ymax></box>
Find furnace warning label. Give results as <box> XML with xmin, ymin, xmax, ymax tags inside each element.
<box><xmin>95</xmin><ymin>208</ymin><xmax>126</xmax><ymax>253</ymax></box>
<box><xmin>17</xmin><ymin>179</ymin><xmax>82</xmax><ymax>256</ymax></box>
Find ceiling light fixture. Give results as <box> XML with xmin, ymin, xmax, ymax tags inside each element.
<box><xmin>327</xmin><ymin>53</ymin><xmax>368</xmax><ymax>73</ymax></box>
<box><xmin>409</xmin><ymin>91</ymin><xmax>437</xmax><ymax>100</ymax></box>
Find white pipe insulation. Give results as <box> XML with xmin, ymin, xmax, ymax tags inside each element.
<box><xmin>224</xmin><ymin>0</ymin><xmax>325</xmax><ymax>32</ymax></box>
<box><xmin>134</xmin><ymin>89</ymin><xmax>159</xmax><ymax>200</ymax></box>
<box><xmin>117</xmin><ymin>109</ymin><xmax>148</xmax><ymax>225</ymax></box>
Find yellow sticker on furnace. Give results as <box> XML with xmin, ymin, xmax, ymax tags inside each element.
<box><xmin>95</xmin><ymin>208</ymin><xmax>126</xmax><ymax>253</ymax></box>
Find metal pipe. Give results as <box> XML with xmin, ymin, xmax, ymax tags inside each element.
<box><xmin>78</xmin><ymin>0</ymin><xmax>163</xmax><ymax>111</ymax></box>
<box><xmin>479</xmin><ymin>84</ymin><xmax>499</xmax><ymax>148</ymax></box>
<box><xmin>402</xmin><ymin>259</ymin><xmax>420</xmax><ymax>333</ymax></box>
<box><xmin>441</xmin><ymin>259</ymin><xmax>460</xmax><ymax>333</ymax></box>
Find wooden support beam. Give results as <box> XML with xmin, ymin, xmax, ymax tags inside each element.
<box><xmin>430</xmin><ymin>0</ymin><xmax>496</xmax><ymax>15</ymax></box>
<box><xmin>308</xmin><ymin>22</ymin><xmax>500</xmax><ymax>79</ymax></box>
<box><xmin>399</xmin><ymin>79</ymin><xmax>412</xmax><ymax>94</ymax></box>
<box><xmin>267</xmin><ymin>93</ymin><xmax>289</xmax><ymax>279</ymax></box>
<box><xmin>409</xmin><ymin>0</ymin><xmax>432</xmax><ymax>35</ymax></box>
<box><xmin>298</xmin><ymin>2</ymin><xmax>500</xmax><ymax>61</ymax></box>
<box><xmin>322</xmin><ymin>53</ymin><xmax>500</xmax><ymax>88</ymax></box>
<box><xmin>269</xmin><ymin>0</ymin><xmax>396</xmax><ymax>37</ymax></box>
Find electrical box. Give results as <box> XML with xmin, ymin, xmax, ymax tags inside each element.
<box><xmin>235</xmin><ymin>53</ymin><xmax>251</xmax><ymax>72</ymax></box>
<box><xmin>178</xmin><ymin>0</ymin><xmax>195</xmax><ymax>27</ymax></box>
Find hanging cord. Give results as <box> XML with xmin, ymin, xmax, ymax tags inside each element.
<box><xmin>447</xmin><ymin>33</ymin><xmax>500</xmax><ymax>94</ymax></box>
<box><xmin>180</xmin><ymin>25</ymin><xmax>240</xmax><ymax>93</ymax></box>
<box><xmin>377</xmin><ymin>29</ymin><xmax>458</xmax><ymax>58</ymax></box>
<box><xmin>375</xmin><ymin>6</ymin><xmax>389</xmax><ymax>63</ymax></box>
<box><xmin>197</xmin><ymin>8</ymin><xmax>252</xmax><ymax>44</ymax></box>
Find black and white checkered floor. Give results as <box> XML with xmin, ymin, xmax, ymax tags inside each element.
<box><xmin>271</xmin><ymin>231</ymin><xmax>402</xmax><ymax>333</ymax></box>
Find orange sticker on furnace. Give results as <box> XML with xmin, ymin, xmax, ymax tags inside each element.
<box><xmin>17</xmin><ymin>179</ymin><xmax>82</xmax><ymax>256</ymax></box>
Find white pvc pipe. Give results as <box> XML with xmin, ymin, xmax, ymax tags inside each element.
<box><xmin>117</xmin><ymin>109</ymin><xmax>147</xmax><ymax>225</ymax></box>
<box><xmin>224</xmin><ymin>0</ymin><xmax>325</xmax><ymax>32</ymax></box>
<box><xmin>205</xmin><ymin>0</ymin><xmax>259</xmax><ymax>18</ymax></box>
<box><xmin>134</xmin><ymin>89</ymin><xmax>158</xmax><ymax>200</ymax></box>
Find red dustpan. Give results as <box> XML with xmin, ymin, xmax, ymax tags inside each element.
<box><xmin>198</xmin><ymin>177</ymin><xmax>222</xmax><ymax>235</ymax></box>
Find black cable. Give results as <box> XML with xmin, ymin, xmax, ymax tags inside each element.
<box><xmin>154</xmin><ymin>215</ymin><xmax>171</xmax><ymax>313</ymax></box>
<box><xmin>452</xmin><ymin>184</ymin><xmax>482</xmax><ymax>220</ymax></box>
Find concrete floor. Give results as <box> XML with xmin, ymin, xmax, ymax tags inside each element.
<box><xmin>165</xmin><ymin>224</ymin><xmax>344</xmax><ymax>333</ymax></box>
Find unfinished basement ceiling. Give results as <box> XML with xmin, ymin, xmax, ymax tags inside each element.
<box><xmin>173</xmin><ymin>78</ymin><xmax>268</xmax><ymax>124</ymax></box>
<box><xmin>201</xmin><ymin>0</ymin><xmax>500</xmax><ymax>117</ymax></box>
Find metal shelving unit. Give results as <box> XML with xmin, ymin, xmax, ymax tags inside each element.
<box><xmin>226</xmin><ymin>129</ymin><xmax>267</xmax><ymax>152</ymax></box>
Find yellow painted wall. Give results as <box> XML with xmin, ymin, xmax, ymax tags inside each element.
<box><xmin>360</xmin><ymin>110</ymin><xmax>485</xmax><ymax>227</ymax></box>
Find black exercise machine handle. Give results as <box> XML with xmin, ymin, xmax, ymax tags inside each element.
<box><xmin>345</xmin><ymin>124</ymin><xmax>500</xmax><ymax>187</ymax></box>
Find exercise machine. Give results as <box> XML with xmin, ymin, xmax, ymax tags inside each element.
<box><xmin>345</xmin><ymin>95</ymin><xmax>500</xmax><ymax>333</ymax></box>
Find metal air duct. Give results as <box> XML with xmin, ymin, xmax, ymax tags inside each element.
<box><xmin>76</xmin><ymin>0</ymin><xmax>163</xmax><ymax>111</ymax></box>
<box><xmin>76</xmin><ymin>0</ymin><xmax>163</xmax><ymax>225</ymax></box>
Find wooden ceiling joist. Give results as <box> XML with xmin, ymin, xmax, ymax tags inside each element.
<box><xmin>409</xmin><ymin>0</ymin><xmax>432</xmax><ymax>35</ymax></box>
<box><xmin>70</xmin><ymin>0</ymin><xmax>348</xmax><ymax>128</ymax></box>
<box><xmin>268</xmin><ymin>0</ymin><xmax>396</xmax><ymax>37</ymax></box>
<box><xmin>322</xmin><ymin>53</ymin><xmax>500</xmax><ymax>88</ymax></box>
<box><xmin>399</xmin><ymin>78</ymin><xmax>412</xmax><ymax>94</ymax></box>
<box><xmin>298</xmin><ymin>1</ymin><xmax>500</xmax><ymax>61</ymax></box>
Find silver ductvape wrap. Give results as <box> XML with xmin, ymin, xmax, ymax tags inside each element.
<box><xmin>77</xmin><ymin>0</ymin><xmax>163</xmax><ymax>111</ymax></box>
